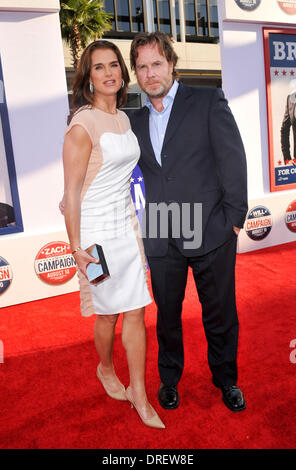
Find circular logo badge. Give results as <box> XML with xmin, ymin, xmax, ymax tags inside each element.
<box><xmin>277</xmin><ymin>0</ymin><xmax>296</xmax><ymax>14</ymax></box>
<box><xmin>245</xmin><ymin>206</ymin><xmax>272</xmax><ymax>241</ymax></box>
<box><xmin>35</xmin><ymin>241</ymin><xmax>76</xmax><ymax>285</ymax></box>
<box><xmin>285</xmin><ymin>200</ymin><xmax>296</xmax><ymax>232</ymax></box>
<box><xmin>235</xmin><ymin>0</ymin><xmax>261</xmax><ymax>11</ymax></box>
<box><xmin>0</xmin><ymin>256</ymin><xmax>13</xmax><ymax>295</ymax></box>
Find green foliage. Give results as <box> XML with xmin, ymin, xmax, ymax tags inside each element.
<box><xmin>60</xmin><ymin>0</ymin><xmax>113</xmax><ymax>67</ymax></box>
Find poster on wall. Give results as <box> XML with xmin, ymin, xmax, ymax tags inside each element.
<box><xmin>0</xmin><ymin>55</ymin><xmax>23</xmax><ymax>234</ymax></box>
<box><xmin>263</xmin><ymin>28</ymin><xmax>296</xmax><ymax>192</ymax></box>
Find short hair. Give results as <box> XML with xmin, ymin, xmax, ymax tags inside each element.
<box><xmin>130</xmin><ymin>31</ymin><xmax>178</xmax><ymax>78</ymax></box>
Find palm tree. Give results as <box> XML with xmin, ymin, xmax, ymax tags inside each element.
<box><xmin>60</xmin><ymin>0</ymin><xmax>113</xmax><ymax>69</ymax></box>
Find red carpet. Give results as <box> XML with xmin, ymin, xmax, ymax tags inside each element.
<box><xmin>0</xmin><ymin>242</ymin><xmax>296</xmax><ymax>449</ymax></box>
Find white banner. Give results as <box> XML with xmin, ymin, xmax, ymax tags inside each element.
<box><xmin>0</xmin><ymin>1</ymin><xmax>59</xmax><ymax>11</ymax></box>
<box><xmin>221</xmin><ymin>0</ymin><xmax>296</xmax><ymax>25</ymax></box>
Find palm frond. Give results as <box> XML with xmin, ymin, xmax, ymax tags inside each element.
<box><xmin>59</xmin><ymin>0</ymin><xmax>113</xmax><ymax>67</ymax></box>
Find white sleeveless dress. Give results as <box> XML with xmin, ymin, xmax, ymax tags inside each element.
<box><xmin>65</xmin><ymin>107</ymin><xmax>152</xmax><ymax>316</ymax></box>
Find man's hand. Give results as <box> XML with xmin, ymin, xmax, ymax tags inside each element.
<box><xmin>233</xmin><ymin>226</ymin><xmax>241</xmax><ymax>236</ymax></box>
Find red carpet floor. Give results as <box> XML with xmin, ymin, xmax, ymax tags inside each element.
<box><xmin>0</xmin><ymin>242</ymin><xmax>295</xmax><ymax>449</ymax></box>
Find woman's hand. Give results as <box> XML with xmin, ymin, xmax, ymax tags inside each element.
<box><xmin>73</xmin><ymin>249</ymin><xmax>100</xmax><ymax>279</ymax></box>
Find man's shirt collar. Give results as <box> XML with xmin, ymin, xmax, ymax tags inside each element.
<box><xmin>144</xmin><ymin>80</ymin><xmax>179</xmax><ymax>112</ymax></box>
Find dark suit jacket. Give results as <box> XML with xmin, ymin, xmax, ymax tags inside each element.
<box><xmin>281</xmin><ymin>91</ymin><xmax>296</xmax><ymax>161</ymax></box>
<box><xmin>130</xmin><ymin>83</ymin><xmax>248</xmax><ymax>257</ymax></box>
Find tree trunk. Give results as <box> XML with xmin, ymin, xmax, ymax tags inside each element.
<box><xmin>70</xmin><ymin>24</ymin><xmax>82</xmax><ymax>70</ymax></box>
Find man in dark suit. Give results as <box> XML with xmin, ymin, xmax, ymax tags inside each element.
<box><xmin>281</xmin><ymin>89</ymin><xmax>296</xmax><ymax>164</ymax></box>
<box><xmin>129</xmin><ymin>32</ymin><xmax>248</xmax><ymax>412</ymax></box>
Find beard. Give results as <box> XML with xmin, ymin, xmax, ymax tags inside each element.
<box><xmin>142</xmin><ymin>79</ymin><xmax>173</xmax><ymax>98</ymax></box>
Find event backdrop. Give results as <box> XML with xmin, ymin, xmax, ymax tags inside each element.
<box><xmin>1</xmin><ymin>0</ymin><xmax>296</xmax><ymax>307</ymax></box>
<box><xmin>218</xmin><ymin>0</ymin><xmax>296</xmax><ymax>253</ymax></box>
<box><xmin>0</xmin><ymin>2</ymin><xmax>74</xmax><ymax>307</ymax></box>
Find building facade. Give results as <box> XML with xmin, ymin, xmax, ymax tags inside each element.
<box><xmin>63</xmin><ymin>0</ymin><xmax>221</xmax><ymax>112</ymax></box>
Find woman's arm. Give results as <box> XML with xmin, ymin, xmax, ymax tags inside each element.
<box><xmin>63</xmin><ymin>125</ymin><xmax>99</xmax><ymax>278</ymax></box>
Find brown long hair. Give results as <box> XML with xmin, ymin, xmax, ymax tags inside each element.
<box><xmin>70</xmin><ymin>40</ymin><xmax>130</xmax><ymax>119</ymax></box>
<box><xmin>130</xmin><ymin>32</ymin><xmax>178</xmax><ymax>79</ymax></box>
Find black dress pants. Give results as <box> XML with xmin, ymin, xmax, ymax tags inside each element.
<box><xmin>147</xmin><ymin>235</ymin><xmax>239</xmax><ymax>387</ymax></box>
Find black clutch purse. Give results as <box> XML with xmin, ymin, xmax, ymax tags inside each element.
<box><xmin>85</xmin><ymin>244</ymin><xmax>110</xmax><ymax>285</ymax></box>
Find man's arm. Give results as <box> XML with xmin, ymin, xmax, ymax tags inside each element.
<box><xmin>208</xmin><ymin>88</ymin><xmax>248</xmax><ymax>229</ymax></box>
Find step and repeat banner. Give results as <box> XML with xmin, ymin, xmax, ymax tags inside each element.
<box><xmin>0</xmin><ymin>2</ymin><xmax>147</xmax><ymax>308</ymax></box>
<box><xmin>223</xmin><ymin>0</ymin><xmax>296</xmax><ymax>22</ymax></box>
<box><xmin>1</xmin><ymin>0</ymin><xmax>296</xmax><ymax>306</ymax></box>
<box><xmin>218</xmin><ymin>0</ymin><xmax>296</xmax><ymax>253</ymax></box>
<box><xmin>0</xmin><ymin>1</ymin><xmax>76</xmax><ymax>307</ymax></box>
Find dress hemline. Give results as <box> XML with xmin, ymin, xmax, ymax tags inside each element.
<box><xmin>81</xmin><ymin>298</ymin><xmax>153</xmax><ymax>317</ymax></box>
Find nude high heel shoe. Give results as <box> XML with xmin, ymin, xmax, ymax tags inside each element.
<box><xmin>126</xmin><ymin>386</ymin><xmax>165</xmax><ymax>429</ymax></box>
<box><xmin>96</xmin><ymin>364</ymin><xmax>127</xmax><ymax>401</ymax></box>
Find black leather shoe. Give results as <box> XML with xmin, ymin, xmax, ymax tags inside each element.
<box><xmin>158</xmin><ymin>383</ymin><xmax>180</xmax><ymax>410</ymax></box>
<box><xmin>212</xmin><ymin>378</ymin><xmax>246</xmax><ymax>412</ymax></box>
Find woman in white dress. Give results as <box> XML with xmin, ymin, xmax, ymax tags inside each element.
<box><xmin>62</xmin><ymin>40</ymin><xmax>165</xmax><ymax>429</ymax></box>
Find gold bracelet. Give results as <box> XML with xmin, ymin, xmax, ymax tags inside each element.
<box><xmin>71</xmin><ymin>246</ymin><xmax>81</xmax><ymax>255</ymax></box>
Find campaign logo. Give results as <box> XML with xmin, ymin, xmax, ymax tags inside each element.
<box><xmin>0</xmin><ymin>256</ymin><xmax>13</xmax><ymax>294</ymax></box>
<box><xmin>130</xmin><ymin>165</ymin><xmax>145</xmax><ymax>225</ymax></box>
<box><xmin>35</xmin><ymin>241</ymin><xmax>76</xmax><ymax>285</ymax></box>
<box><xmin>235</xmin><ymin>0</ymin><xmax>261</xmax><ymax>11</ymax></box>
<box><xmin>285</xmin><ymin>200</ymin><xmax>296</xmax><ymax>232</ymax></box>
<box><xmin>277</xmin><ymin>0</ymin><xmax>296</xmax><ymax>15</ymax></box>
<box><xmin>245</xmin><ymin>206</ymin><xmax>272</xmax><ymax>240</ymax></box>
